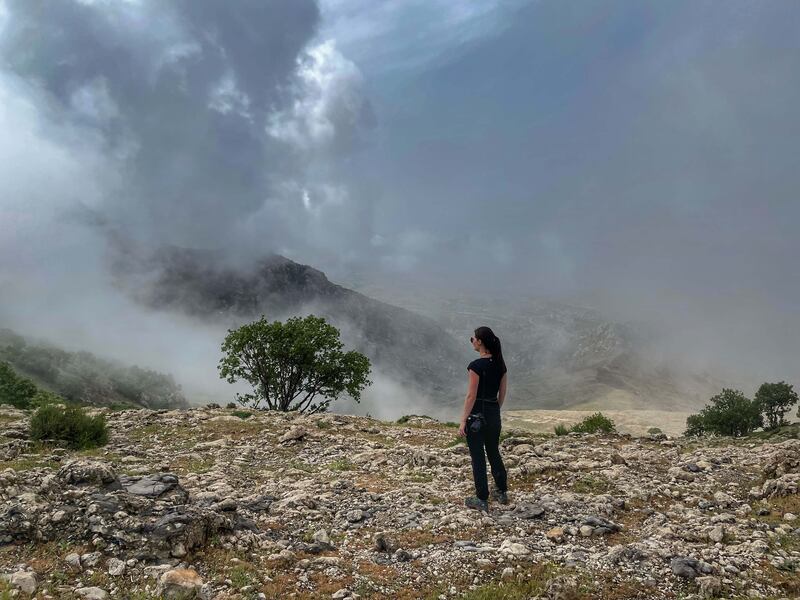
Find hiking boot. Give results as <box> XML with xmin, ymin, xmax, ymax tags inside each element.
<box><xmin>491</xmin><ymin>488</ymin><xmax>509</xmax><ymax>505</ymax></box>
<box><xmin>464</xmin><ymin>496</ymin><xmax>489</xmax><ymax>512</ymax></box>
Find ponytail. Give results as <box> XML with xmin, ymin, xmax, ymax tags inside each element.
<box><xmin>474</xmin><ymin>326</ymin><xmax>506</xmax><ymax>374</ymax></box>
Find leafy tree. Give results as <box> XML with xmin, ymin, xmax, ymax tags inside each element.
<box><xmin>754</xmin><ymin>381</ymin><xmax>798</xmax><ymax>430</ymax></box>
<box><xmin>684</xmin><ymin>388</ymin><xmax>762</xmax><ymax>437</ymax></box>
<box><xmin>218</xmin><ymin>314</ymin><xmax>372</xmax><ymax>414</ymax></box>
<box><xmin>0</xmin><ymin>361</ymin><xmax>37</xmax><ymax>408</ymax></box>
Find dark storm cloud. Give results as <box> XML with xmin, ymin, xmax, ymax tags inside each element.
<box><xmin>0</xmin><ymin>0</ymin><xmax>374</xmax><ymax>254</ymax></box>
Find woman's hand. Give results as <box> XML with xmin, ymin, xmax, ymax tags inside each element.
<box><xmin>459</xmin><ymin>419</ymin><xmax>468</xmax><ymax>437</ymax></box>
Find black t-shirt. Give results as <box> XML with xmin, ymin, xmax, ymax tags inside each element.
<box><xmin>467</xmin><ymin>357</ymin><xmax>506</xmax><ymax>408</ymax></box>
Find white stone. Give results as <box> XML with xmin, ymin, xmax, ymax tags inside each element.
<box><xmin>8</xmin><ymin>571</ymin><xmax>37</xmax><ymax>595</ymax></box>
<box><xmin>107</xmin><ymin>558</ymin><xmax>125</xmax><ymax>576</ymax></box>
<box><xmin>76</xmin><ymin>587</ymin><xmax>109</xmax><ymax>600</ymax></box>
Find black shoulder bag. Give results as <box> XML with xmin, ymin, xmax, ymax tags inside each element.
<box><xmin>468</xmin><ymin>401</ymin><xmax>486</xmax><ymax>433</ymax></box>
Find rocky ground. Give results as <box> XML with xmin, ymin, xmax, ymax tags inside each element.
<box><xmin>0</xmin><ymin>405</ymin><xmax>798</xmax><ymax>599</ymax></box>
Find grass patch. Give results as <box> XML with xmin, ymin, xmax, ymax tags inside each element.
<box><xmin>230</xmin><ymin>410</ymin><xmax>253</xmax><ymax>420</ymax></box>
<box><xmin>461</xmin><ymin>562</ymin><xmax>575</xmax><ymax>600</ymax></box>
<box><xmin>0</xmin><ymin>455</ymin><xmax>57</xmax><ymax>471</ymax></box>
<box><xmin>328</xmin><ymin>458</ymin><xmax>356</xmax><ymax>472</ymax></box>
<box><xmin>171</xmin><ymin>455</ymin><xmax>216</xmax><ymax>474</ymax></box>
<box><xmin>406</xmin><ymin>471</ymin><xmax>434</xmax><ymax>483</ymax></box>
<box><xmin>444</xmin><ymin>435</ymin><xmax>465</xmax><ymax>448</ymax></box>
<box><xmin>752</xmin><ymin>495</ymin><xmax>800</xmax><ymax>525</ymax></box>
<box><xmin>286</xmin><ymin>459</ymin><xmax>317</xmax><ymax>473</ymax></box>
<box><xmin>393</xmin><ymin>528</ymin><xmax>452</xmax><ymax>549</ymax></box>
<box><xmin>571</xmin><ymin>474</ymin><xmax>616</xmax><ymax>494</ymax></box>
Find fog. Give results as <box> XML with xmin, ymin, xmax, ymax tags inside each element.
<box><xmin>1</xmin><ymin>0</ymin><xmax>799</xmax><ymax>413</ymax></box>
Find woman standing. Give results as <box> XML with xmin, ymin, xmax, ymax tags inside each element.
<box><xmin>459</xmin><ymin>326</ymin><xmax>508</xmax><ymax>511</ymax></box>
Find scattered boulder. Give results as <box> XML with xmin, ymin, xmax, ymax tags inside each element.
<box><xmin>56</xmin><ymin>460</ymin><xmax>119</xmax><ymax>488</ymax></box>
<box><xmin>671</xmin><ymin>556</ymin><xmax>714</xmax><ymax>579</ymax></box>
<box><xmin>3</xmin><ymin>571</ymin><xmax>37</xmax><ymax>595</ymax></box>
<box><xmin>75</xmin><ymin>587</ymin><xmax>109</xmax><ymax>600</ymax></box>
<box><xmin>157</xmin><ymin>568</ymin><xmax>205</xmax><ymax>599</ymax></box>
<box><xmin>279</xmin><ymin>426</ymin><xmax>308</xmax><ymax>444</ymax></box>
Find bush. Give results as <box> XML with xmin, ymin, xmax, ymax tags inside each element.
<box><xmin>0</xmin><ymin>361</ymin><xmax>38</xmax><ymax>408</ymax></box>
<box><xmin>684</xmin><ymin>414</ymin><xmax>705</xmax><ymax>437</ymax></box>
<box><xmin>219</xmin><ymin>314</ymin><xmax>371</xmax><ymax>414</ymax></box>
<box><xmin>553</xmin><ymin>423</ymin><xmax>569</xmax><ymax>436</ymax></box>
<box><xmin>29</xmin><ymin>404</ymin><xmax>109</xmax><ymax>449</ymax></box>
<box><xmin>225</xmin><ymin>402</ymin><xmax>237</xmax><ymax>409</ymax></box>
<box><xmin>30</xmin><ymin>389</ymin><xmax>64</xmax><ymax>408</ymax></box>
<box><xmin>684</xmin><ymin>388</ymin><xmax>763</xmax><ymax>437</ymax></box>
<box><xmin>754</xmin><ymin>381</ymin><xmax>798</xmax><ymax>430</ymax></box>
<box><xmin>570</xmin><ymin>412</ymin><xmax>616</xmax><ymax>434</ymax></box>
<box><xmin>647</xmin><ymin>427</ymin><xmax>663</xmax><ymax>435</ymax></box>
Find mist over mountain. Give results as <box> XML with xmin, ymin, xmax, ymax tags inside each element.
<box><xmin>109</xmin><ymin>244</ymin><xmax>468</xmax><ymax>410</ymax></box>
<box><xmin>107</xmin><ymin>243</ymin><xmax>727</xmax><ymax>414</ymax></box>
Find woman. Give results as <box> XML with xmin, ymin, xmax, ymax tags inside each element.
<box><xmin>459</xmin><ymin>326</ymin><xmax>508</xmax><ymax>511</ymax></box>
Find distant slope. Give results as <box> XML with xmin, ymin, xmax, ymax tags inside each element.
<box><xmin>110</xmin><ymin>246</ymin><xmax>468</xmax><ymax>404</ymax></box>
<box><xmin>0</xmin><ymin>328</ymin><xmax>189</xmax><ymax>409</ymax></box>
<box><xmin>348</xmin><ymin>284</ymin><xmax>726</xmax><ymax>412</ymax></box>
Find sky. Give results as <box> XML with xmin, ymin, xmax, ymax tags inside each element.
<box><xmin>1</xmin><ymin>0</ymin><xmax>799</xmax><ymax>397</ymax></box>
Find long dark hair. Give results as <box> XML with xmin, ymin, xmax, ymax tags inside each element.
<box><xmin>474</xmin><ymin>326</ymin><xmax>506</xmax><ymax>374</ymax></box>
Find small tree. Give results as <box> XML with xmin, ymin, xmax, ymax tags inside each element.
<box><xmin>218</xmin><ymin>314</ymin><xmax>372</xmax><ymax>414</ymax></box>
<box><xmin>754</xmin><ymin>381</ymin><xmax>798</xmax><ymax>430</ymax></box>
<box><xmin>684</xmin><ymin>388</ymin><xmax>762</xmax><ymax>437</ymax></box>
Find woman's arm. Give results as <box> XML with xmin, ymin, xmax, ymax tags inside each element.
<box><xmin>459</xmin><ymin>370</ymin><xmax>480</xmax><ymax>436</ymax></box>
<box><xmin>498</xmin><ymin>372</ymin><xmax>507</xmax><ymax>408</ymax></box>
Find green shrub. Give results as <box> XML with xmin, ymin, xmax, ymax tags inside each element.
<box><xmin>225</xmin><ymin>402</ymin><xmax>237</xmax><ymax>409</ymax></box>
<box><xmin>647</xmin><ymin>427</ymin><xmax>663</xmax><ymax>435</ymax></box>
<box><xmin>755</xmin><ymin>381</ymin><xmax>798</xmax><ymax>430</ymax></box>
<box><xmin>231</xmin><ymin>410</ymin><xmax>252</xmax><ymax>420</ymax></box>
<box><xmin>0</xmin><ymin>361</ymin><xmax>38</xmax><ymax>408</ymax></box>
<box><xmin>30</xmin><ymin>389</ymin><xmax>64</xmax><ymax>408</ymax></box>
<box><xmin>570</xmin><ymin>412</ymin><xmax>616</xmax><ymax>434</ymax></box>
<box><xmin>553</xmin><ymin>423</ymin><xmax>569</xmax><ymax>436</ymax></box>
<box><xmin>684</xmin><ymin>388</ymin><xmax>763</xmax><ymax>437</ymax></box>
<box><xmin>29</xmin><ymin>404</ymin><xmax>109</xmax><ymax>449</ymax></box>
<box><xmin>685</xmin><ymin>414</ymin><xmax>706</xmax><ymax>437</ymax></box>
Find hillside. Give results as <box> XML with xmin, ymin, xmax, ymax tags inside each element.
<box><xmin>0</xmin><ymin>406</ymin><xmax>798</xmax><ymax>598</ymax></box>
<box><xmin>0</xmin><ymin>328</ymin><xmax>189</xmax><ymax>410</ymax></box>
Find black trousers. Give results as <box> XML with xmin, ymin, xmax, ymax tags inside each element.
<box><xmin>466</xmin><ymin>402</ymin><xmax>507</xmax><ymax>501</ymax></box>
